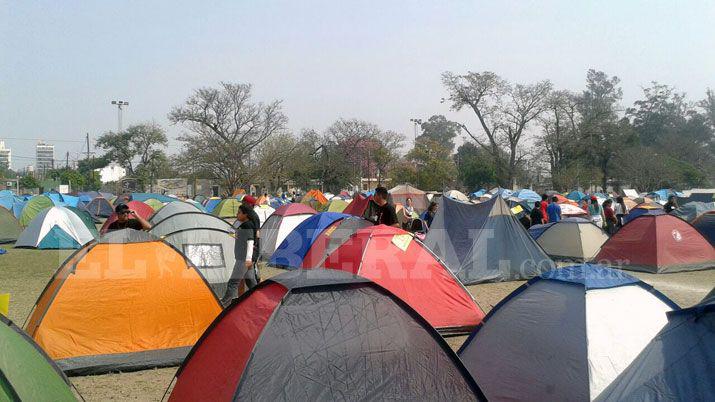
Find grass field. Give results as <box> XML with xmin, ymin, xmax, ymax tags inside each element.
<box><xmin>1</xmin><ymin>243</ymin><xmax>713</xmax><ymax>401</ymax></box>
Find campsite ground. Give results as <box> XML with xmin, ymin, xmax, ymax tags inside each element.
<box><xmin>1</xmin><ymin>246</ymin><xmax>713</xmax><ymax>401</ymax></box>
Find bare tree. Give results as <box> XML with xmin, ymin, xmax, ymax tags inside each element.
<box><xmin>442</xmin><ymin>71</ymin><xmax>551</xmax><ymax>187</ymax></box>
<box><xmin>169</xmin><ymin>82</ymin><xmax>287</xmax><ymax>193</ymax></box>
<box><xmin>537</xmin><ymin>90</ymin><xmax>580</xmax><ymax>189</ymax></box>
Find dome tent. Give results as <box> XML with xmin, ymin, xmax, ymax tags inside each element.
<box><xmin>596</xmin><ymin>290</ymin><xmax>715</xmax><ymax>401</ymax></box>
<box><xmin>300</xmin><ymin>216</ymin><xmax>373</xmax><ymax>269</ymax></box>
<box><xmin>0</xmin><ymin>206</ymin><xmax>22</xmax><ymax>243</ymax></box>
<box><xmin>211</xmin><ymin>198</ymin><xmax>242</xmax><ymax>218</ymax></box>
<box><xmin>259</xmin><ymin>203</ymin><xmax>316</xmax><ymax>260</ymax></box>
<box><xmin>529</xmin><ymin>218</ymin><xmax>609</xmax><ymax>260</ymax></box>
<box><xmin>424</xmin><ymin>196</ymin><xmax>553</xmax><ymax>284</ymax></box>
<box><xmin>19</xmin><ymin>194</ymin><xmax>56</xmax><ymax>226</ymax></box>
<box><xmin>268</xmin><ymin>212</ymin><xmax>350</xmax><ymax>269</ymax></box>
<box><xmin>593</xmin><ymin>214</ymin><xmax>715</xmax><ymax>273</ymax></box>
<box><xmin>388</xmin><ymin>183</ymin><xmax>429</xmax><ymax>212</ymax></box>
<box><xmin>148</xmin><ymin>200</ymin><xmax>202</xmax><ymax>224</ymax></box>
<box><xmin>168</xmin><ymin>270</ymin><xmax>486</xmax><ymax>402</ymax></box>
<box><xmin>693</xmin><ymin>211</ymin><xmax>715</xmax><ymax>246</ymax></box>
<box><xmin>162</xmin><ymin>227</ymin><xmax>236</xmax><ymax>297</ymax></box>
<box><xmin>253</xmin><ymin>204</ymin><xmax>275</xmax><ymax>226</ymax></box>
<box><xmin>307</xmin><ymin>224</ymin><xmax>485</xmax><ymax>333</ymax></box>
<box><xmin>0</xmin><ymin>314</ymin><xmax>76</xmax><ymax>401</ymax></box>
<box><xmin>459</xmin><ymin>264</ymin><xmax>677</xmax><ymax>401</ymax></box>
<box><xmin>83</xmin><ymin>196</ymin><xmax>113</xmax><ymax>218</ymax></box>
<box><xmin>25</xmin><ymin>229</ymin><xmax>222</xmax><ymax>375</ymax></box>
<box><xmin>15</xmin><ymin>206</ymin><xmax>97</xmax><ymax>249</ymax></box>
<box><xmin>150</xmin><ymin>212</ymin><xmax>233</xmax><ymax>237</ymax></box>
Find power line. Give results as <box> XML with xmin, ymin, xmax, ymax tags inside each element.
<box><xmin>0</xmin><ymin>137</ymin><xmax>86</xmax><ymax>143</ymax></box>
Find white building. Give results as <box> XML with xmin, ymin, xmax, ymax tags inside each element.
<box><xmin>0</xmin><ymin>140</ymin><xmax>11</xmax><ymax>170</ymax></box>
<box><xmin>95</xmin><ymin>162</ymin><xmax>126</xmax><ymax>183</ymax></box>
<box><xmin>36</xmin><ymin>141</ymin><xmax>54</xmax><ymax>172</ymax></box>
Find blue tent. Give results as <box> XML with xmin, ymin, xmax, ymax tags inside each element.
<box><xmin>566</xmin><ymin>190</ymin><xmax>587</xmax><ymax>201</ymax></box>
<box><xmin>0</xmin><ymin>190</ymin><xmax>14</xmax><ymax>197</ymax></box>
<box><xmin>269</xmin><ymin>198</ymin><xmax>288</xmax><ymax>209</ymax></box>
<box><xmin>490</xmin><ymin>187</ymin><xmax>513</xmax><ymax>199</ymax></box>
<box><xmin>130</xmin><ymin>192</ymin><xmax>176</xmax><ymax>203</ymax></box>
<box><xmin>204</xmin><ymin>198</ymin><xmax>222</xmax><ymax>213</ymax></box>
<box><xmin>459</xmin><ymin>264</ymin><xmax>678</xmax><ymax>401</ymax></box>
<box><xmin>514</xmin><ymin>189</ymin><xmax>541</xmax><ymax>202</ymax></box>
<box><xmin>597</xmin><ymin>291</ymin><xmax>714</xmax><ymax>401</ymax></box>
<box><xmin>470</xmin><ymin>189</ymin><xmax>487</xmax><ymax>198</ymax></box>
<box><xmin>623</xmin><ymin>206</ymin><xmax>665</xmax><ymax>224</ymax></box>
<box><xmin>43</xmin><ymin>192</ymin><xmax>65</xmax><ymax>205</ymax></box>
<box><xmin>269</xmin><ymin>212</ymin><xmax>349</xmax><ymax>269</ymax></box>
<box><xmin>60</xmin><ymin>195</ymin><xmax>79</xmax><ymax>207</ymax></box>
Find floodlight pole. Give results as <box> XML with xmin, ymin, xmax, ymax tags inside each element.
<box><xmin>111</xmin><ymin>100</ymin><xmax>129</xmax><ymax>132</ymax></box>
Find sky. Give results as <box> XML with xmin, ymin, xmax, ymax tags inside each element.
<box><xmin>1</xmin><ymin>0</ymin><xmax>714</xmax><ymax>169</ymax></box>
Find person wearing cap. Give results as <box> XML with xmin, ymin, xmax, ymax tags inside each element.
<box><xmin>106</xmin><ymin>204</ymin><xmax>151</xmax><ymax>232</ymax></box>
<box><xmin>241</xmin><ymin>195</ymin><xmax>261</xmax><ymax>288</ymax></box>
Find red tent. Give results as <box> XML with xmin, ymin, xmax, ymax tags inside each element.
<box><xmin>301</xmin><ymin>217</ymin><xmax>373</xmax><ymax>268</ymax></box>
<box><xmin>272</xmin><ymin>203</ymin><xmax>316</xmax><ymax>217</ymax></box>
<box><xmin>342</xmin><ymin>194</ymin><xmax>372</xmax><ymax>217</ymax></box>
<box><xmin>593</xmin><ymin>214</ymin><xmax>715</xmax><ymax>273</ymax></box>
<box><xmin>99</xmin><ymin>200</ymin><xmax>154</xmax><ymax>234</ymax></box>
<box><xmin>308</xmin><ymin>224</ymin><xmax>485</xmax><ymax>334</ymax></box>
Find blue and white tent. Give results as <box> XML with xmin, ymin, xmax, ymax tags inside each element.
<box><xmin>596</xmin><ymin>289</ymin><xmax>715</xmax><ymax>401</ymax></box>
<box><xmin>15</xmin><ymin>206</ymin><xmax>98</xmax><ymax>249</ymax></box>
<box><xmin>269</xmin><ymin>212</ymin><xmax>350</xmax><ymax>269</ymax></box>
<box><xmin>513</xmin><ymin>189</ymin><xmax>541</xmax><ymax>202</ymax></box>
<box><xmin>458</xmin><ymin>264</ymin><xmax>678</xmax><ymax>401</ymax></box>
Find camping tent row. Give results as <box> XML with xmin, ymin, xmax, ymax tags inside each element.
<box><xmin>269</xmin><ymin>214</ymin><xmax>484</xmax><ymax>333</ymax></box>
<box><xmin>25</xmin><ymin>229</ymin><xmax>222</xmax><ymax>375</ymax></box>
<box><xmin>459</xmin><ymin>264</ymin><xmax>678</xmax><ymax>401</ymax></box>
<box><xmin>168</xmin><ymin>269</ymin><xmax>486</xmax><ymax>402</ymax></box>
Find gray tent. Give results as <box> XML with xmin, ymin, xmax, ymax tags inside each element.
<box><xmin>162</xmin><ymin>228</ymin><xmax>235</xmax><ymax>297</ymax></box>
<box><xmin>672</xmin><ymin>201</ymin><xmax>715</xmax><ymax>222</ymax></box>
<box><xmin>596</xmin><ymin>289</ymin><xmax>715</xmax><ymax>401</ymax></box>
<box><xmin>169</xmin><ymin>269</ymin><xmax>486</xmax><ymax>401</ymax></box>
<box><xmin>149</xmin><ymin>201</ymin><xmax>201</xmax><ymax>225</ymax></box>
<box><xmin>424</xmin><ymin>196</ymin><xmax>553</xmax><ymax>284</ymax></box>
<box><xmin>149</xmin><ymin>212</ymin><xmax>233</xmax><ymax>237</ymax></box>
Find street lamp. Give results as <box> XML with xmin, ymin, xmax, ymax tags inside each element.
<box><xmin>111</xmin><ymin>100</ymin><xmax>129</xmax><ymax>132</ymax></box>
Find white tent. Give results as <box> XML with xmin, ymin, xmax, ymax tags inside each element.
<box><xmin>15</xmin><ymin>207</ymin><xmax>97</xmax><ymax>249</ymax></box>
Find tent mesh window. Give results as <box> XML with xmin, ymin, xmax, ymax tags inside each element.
<box><xmin>183</xmin><ymin>243</ymin><xmax>226</xmax><ymax>269</ymax></box>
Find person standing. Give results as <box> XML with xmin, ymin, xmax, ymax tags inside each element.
<box><xmin>588</xmin><ymin>196</ymin><xmax>603</xmax><ymax>228</ymax></box>
<box><xmin>364</xmin><ymin>187</ymin><xmax>399</xmax><ymax>227</ymax></box>
<box><xmin>240</xmin><ymin>195</ymin><xmax>261</xmax><ymax>288</ymax></box>
<box><xmin>614</xmin><ymin>196</ymin><xmax>628</xmax><ymax>227</ymax></box>
<box><xmin>540</xmin><ymin>194</ymin><xmax>550</xmax><ymax>223</ymax></box>
<box><xmin>664</xmin><ymin>196</ymin><xmax>678</xmax><ymax>213</ymax></box>
<box><xmin>531</xmin><ymin>201</ymin><xmax>546</xmax><ymax>225</ymax></box>
<box><xmin>546</xmin><ymin>196</ymin><xmax>562</xmax><ymax>223</ymax></box>
<box><xmin>221</xmin><ymin>205</ymin><xmax>255</xmax><ymax>305</ymax></box>
<box><xmin>603</xmin><ymin>199</ymin><xmax>618</xmax><ymax>235</ymax></box>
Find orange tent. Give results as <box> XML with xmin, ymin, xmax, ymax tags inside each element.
<box><xmin>553</xmin><ymin>194</ymin><xmax>578</xmax><ymax>206</ymax></box>
<box><xmin>232</xmin><ymin>188</ymin><xmax>247</xmax><ymax>196</ymax></box>
<box><xmin>301</xmin><ymin>189</ymin><xmax>329</xmax><ymax>211</ymax></box>
<box><xmin>25</xmin><ymin>229</ymin><xmax>222</xmax><ymax>375</ymax></box>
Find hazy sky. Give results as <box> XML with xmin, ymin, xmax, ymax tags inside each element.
<box><xmin>2</xmin><ymin>0</ymin><xmax>714</xmax><ymax>169</ymax></box>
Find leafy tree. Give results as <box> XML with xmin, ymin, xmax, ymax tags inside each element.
<box><xmin>442</xmin><ymin>71</ymin><xmax>552</xmax><ymax>187</ymax></box>
<box><xmin>455</xmin><ymin>142</ymin><xmax>499</xmax><ymax>190</ymax></box>
<box><xmin>169</xmin><ymin>82</ymin><xmax>287</xmax><ymax>193</ymax></box>
<box><xmin>537</xmin><ymin>90</ymin><xmax>581</xmax><ymax>190</ymax></box>
<box><xmin>416</xmin><ymin>115</ymin><xmax>461</xmax><ymax>151</ymax></box>
<box><xmin>19</xmin><ymin>175</ymin><xmax>40</xmax><ymax>190</ymax></box>
<box><xmin>96</xmin><ymin>123</ymin><xmax>168</xmax><ymax>177</ymax></box>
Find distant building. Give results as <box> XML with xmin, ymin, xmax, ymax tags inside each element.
<box><xmin>0</xmin><ymin>140</ymin><xmax>11</xmax><ymax>170</ymax></box>
<box><xmin>36</xmin><ymin>141</ymin><xmax>54</xmax><ymax>173</ymax></box>
<box><xmin>95</xmin><ymin>162</ymin><xmax>126</xmax><ymax>183</ymax></box>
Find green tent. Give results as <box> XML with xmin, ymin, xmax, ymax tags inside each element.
<box><xmin>211</xmin><ymin>199</ymin><xmax>242</xmax><ymax>218</ymax></box>
<box><xmin>326</xmin><ymin>199</ymin><xmax>349</xmax><ymax>213</ymax></box>
<box><xmin>0</xmin><ymin>315</ymin><xmax>76</xmax><ymax>401</ymax></box>
<box><xmin>19</xmin><ymin>195</ymin><xmax>54</xmax><ymax>227</ymax></box>
<box><xmin>0</xmin><ymin>207</ymin><xmax>22</xmax><ymax>244</ymax></box>
<box><xmin>144</xmin><ymin>198</ymin><xmax>165</xmax><ymax>211</ymax></box>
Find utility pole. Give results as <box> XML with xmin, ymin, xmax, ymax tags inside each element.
<box><xmin>66</xmin><ymin>152</ymin><xmax>69</xmax><ymax>168</ymax></box>
<box><xmin>110</xmin><ymin>100</ymin><xmax>129</xmax><ymax>132</ymax></box>
<box><xmin>85</xmin><ymin>133</ymin><xmax>91</xmax><ymax>160</ymax></box>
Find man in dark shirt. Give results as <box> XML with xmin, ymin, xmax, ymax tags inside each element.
<box><xmin>106</xmin><ymin>204</ymin><xmax>151</xmax><ymax>231</ymax></box>
<box><xmin>221</xmin><ymin>204</ymin><xmax>256</xmax><ymax>305</ymax></box>
<box><xmin>363</xmin><ymin>186</ymin><xmax>399</xmax><ymax>227</ymax></box>
<box><xmin>241</xmin><ymin>195</ymin><xmax>261</xmax><ymax>287</ymax></box>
